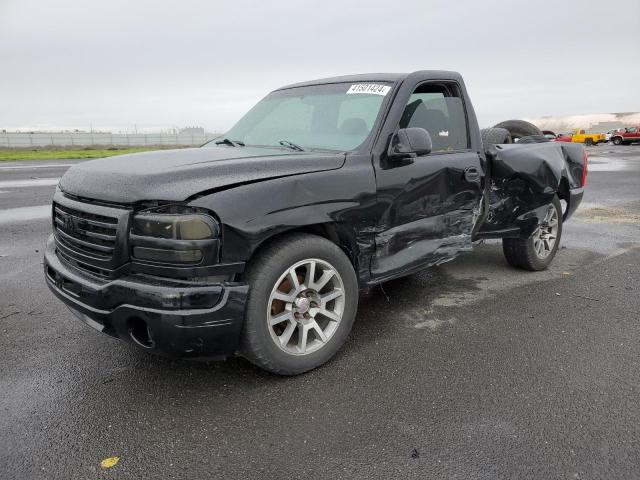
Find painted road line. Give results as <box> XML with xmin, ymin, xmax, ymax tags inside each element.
<box><xmin>0</xmin><ymin>178</ymin><xmax>60</xmax><ymax>188</ymax></box>
<box><xmin>0</xmin><ymin>163</ymin><xmax>74</xmax><ymax>170</ymax></box>
<box><xmin>0</xmin><ymin>205</ymin><xmax>51</xmax><ymax>225</ymax></box>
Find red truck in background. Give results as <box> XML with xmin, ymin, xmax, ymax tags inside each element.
<box><xmin>542</xmin><ymin>131</ymin><xmax>572</xmax><ymax>142</ymax></box>
<box><xmin>554</xmin><ymin>133</ymin><xmax>573</xmax><ymax>142</ymax></box>
<box><xmin>610</xmin><ymin>127</ymin><xmax>640</xmax><ymax>145</ymax></box>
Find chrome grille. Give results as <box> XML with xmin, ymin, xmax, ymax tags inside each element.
<box><xmin>54</xmin><ymin>203</ymin><xmax>118</xmax><ymax>259</ymax></box>
<box><xmin>52</xmin><ymin>191</ymin><xmax>130</xmax><ymax>277</ymax></box>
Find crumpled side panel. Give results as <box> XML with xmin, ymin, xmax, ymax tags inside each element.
<box><xmin>481</xmin><ymin>142</ymin><xmax>583</xmax><ymax>237</ymax></box>
<box><xmin>371</xmin><ymin>209</ymin><xmax>474</xmax><ymax>281</ymax></box>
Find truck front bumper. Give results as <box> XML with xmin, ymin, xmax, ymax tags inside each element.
<box><xmin>44</xmin><ymin>235</ymin><xmax>249</xmax><ymax>360</ymax></box>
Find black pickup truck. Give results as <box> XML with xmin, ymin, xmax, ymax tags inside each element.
<box><xmin>44</xmin><ymin>71</ymin><xmax>586</xmax><ymax>375</ymax></box>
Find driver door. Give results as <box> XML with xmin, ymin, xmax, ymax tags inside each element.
<box><xmin>371</xmin><ymin>81</ymin><xmax>484</xmax><ymax>281</ymax></box>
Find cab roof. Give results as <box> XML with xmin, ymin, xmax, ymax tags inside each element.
<box><xmin>276</xmin><ymin>71</ymin><xmax>462</xmax><ymax>91</ymax></box>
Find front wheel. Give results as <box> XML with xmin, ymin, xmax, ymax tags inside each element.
<box><xmin>502</xmin><ymin>196</ymin><xmax>563</xmax><ymax>271</ymax></box>
<box><xmin>612</xmin><ymin>137</ymin><xmax>623</xmax><ymax>146</ymax></box>
<box><xmin>241</xmin><ymin>233</ymin><xmax>358</xmax><ymax>375</ymax></box>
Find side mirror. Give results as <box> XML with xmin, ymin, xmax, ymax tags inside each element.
<box><xmin>389</xmin><ymin>127</ymin><xmax>432</xmax><ymax>157</ymax></box>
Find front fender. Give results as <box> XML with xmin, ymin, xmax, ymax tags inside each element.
<box><xmin>188</xmin><ymin>157</ymin><xmax>379</xmax><ymax>282</ymax></box>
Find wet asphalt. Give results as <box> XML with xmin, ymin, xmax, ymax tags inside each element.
<box><xmin>1</xmin><ymin>146</ymin><xmax>639</xmax><ymax>479</ymax></box>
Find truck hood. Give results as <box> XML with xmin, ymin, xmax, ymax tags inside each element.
<box><xmin>59</xmin><ymin>146</ymin><xmax>345</xmax><ymax>203</ymax></box>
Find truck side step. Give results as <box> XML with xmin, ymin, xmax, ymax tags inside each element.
<box><xmin>474</xmin><ymin>227</ymin><xmax>521</xmax><ymax>240</ymax></box>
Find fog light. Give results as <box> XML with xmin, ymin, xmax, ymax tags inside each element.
<box><xmin>133</xmin><ymin>247</ymin><xmax>203</xmax><ymax>264</ymax></box>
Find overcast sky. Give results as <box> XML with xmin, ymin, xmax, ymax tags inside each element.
<box><xmin>1</xmin><ymin>0</ymin><xmax>638</xmax><ymax>132</ymax></box>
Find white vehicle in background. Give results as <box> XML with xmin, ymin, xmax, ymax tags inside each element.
<box><xmin>605</xmin><ymin>129</ymin><xmax>622</xmax><ymax>142</ymax></box>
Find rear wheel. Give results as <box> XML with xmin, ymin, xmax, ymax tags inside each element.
<box><xmin>241</xmin><ymin>233</ymin><xmax>358</xmax><ymax>375</ymax></box>
<box><xmin>584</xmin><ymin>138</ymin><xmax>594</xmax><ymax>146</ymax></box>
<box><xmin>502</xmin><ymin>196</ymin><xmax>563</xmax><ymax>271</ymax></box>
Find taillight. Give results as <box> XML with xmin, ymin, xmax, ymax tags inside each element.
<box><xmin>581</xmin><ymin>149</ymin><xmax>588</xmax><ymax>187</ymax></box>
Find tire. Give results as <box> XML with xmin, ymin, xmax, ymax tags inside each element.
<box><xmin>241</xmin><ymin>233</ymin><xmax>358</xmax><ymax>375</ymax></box>
<box><xmin>612</xmin><ymin>136</ymin><xmax>623</xmax><ymax>146</ymax></box>
<box><xmin>481</xmin><ymin>127</ymin><xmax>512</xmax><ymax>149</ymax></box>
<box><xmin>502</xmin><ymin>195</ymin><xmax>563</xmax><ymax>271</ymax></box>
<box><xmin>493</xmin><ymin>120</ymin><xmax>543</xmax><ymax>142</ymax></box>
<box><xmin>584</xmin><ymin>138</ymin><xmax>594</xmax><ymax>146</ymax></box>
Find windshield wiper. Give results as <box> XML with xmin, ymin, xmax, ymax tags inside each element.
<box><xmin>278</xmin><ymin>140</ymin><xmax>305</xmax><ymax>152</ymax></box>
<box><xmin>214</xmin><ymin>137</ymin><xmax>245</xmax><ymax>147</ymax></box>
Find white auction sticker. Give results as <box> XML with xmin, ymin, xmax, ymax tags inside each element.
<box><xmin>346</xmin><ymin>84</ymin><xmax>391</xmax><ymax>96</ymax></box>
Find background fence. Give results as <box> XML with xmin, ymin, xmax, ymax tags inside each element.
<box><xmin>0</xmin><ymin>132</ymin><xmax>220</xmax><ymax>148</ymax></box>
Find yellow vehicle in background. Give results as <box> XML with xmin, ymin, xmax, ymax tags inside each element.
<box><xmin>571</xmin><ymin>129</ymin><xmax>605</xmax><ymax>146</ymax></box>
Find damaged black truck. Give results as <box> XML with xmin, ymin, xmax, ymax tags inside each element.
<box><xmin>44</xmin><ymin>71</ymin><xmax>586</xmax><ymax>375</ymax></box>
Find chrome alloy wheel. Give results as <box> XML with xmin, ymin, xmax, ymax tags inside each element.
<box><xmin>267</xmin><ymin>258</ymin><xmax>345</xmax><ymax>355</ymax></box>
<box><xmin>532</xmin><ymin>204</ymin><xmax>559</xmax><ymax>259</ymax></box>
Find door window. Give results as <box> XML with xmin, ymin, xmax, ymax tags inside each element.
<box><xmin>399</xmin><ymin>83</ymin><xmax>469</xmax><ymax>152</ymax></box>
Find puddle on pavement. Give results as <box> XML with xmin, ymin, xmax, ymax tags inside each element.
<box><xmin>353</xmin><ymin>264</ymin><xmax>483</xmax><ymax>336</ymax></box>
<box><xmin>587</xmin><ymin>157</ymin><xmax>633</xmax><ymax>172</ymax></box>
<box><xmin>352</xmin><ymin>242</ymin><xmax>609</xmax><ymax>338</ymax></box>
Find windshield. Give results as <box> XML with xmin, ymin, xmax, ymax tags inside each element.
<box><xmin>207</xmin><ymin>82</ymin><xmax>392</xmax><ymax>152</ymax></box>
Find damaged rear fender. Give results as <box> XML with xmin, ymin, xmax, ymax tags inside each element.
<box><xmin>480</xmin><ymin>142</ymin><xmax>584</xmax><ymax>238</ymax></box>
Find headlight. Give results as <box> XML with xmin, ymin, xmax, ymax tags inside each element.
<box><xmin>130</xmin><ymin>205</ymin><xmax>220</xmax><ymax>266</ymax></box>
<box><xmin>132</xmin><ymin>213</ymin><xmax>218</xmax><ymax>240</ymax></box>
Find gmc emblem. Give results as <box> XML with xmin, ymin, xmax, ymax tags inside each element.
<box><xmin>63</xmin><ymin>216</ymin><xmax>75</xmax><ymax>234</ymax></box>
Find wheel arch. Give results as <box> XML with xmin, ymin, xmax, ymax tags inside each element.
<box><xmin>557</xmin><ymin>176</ymin><xmax>570</xmax><ymax>200</ymax></box>
<box><xmin>557</xmin><ymin>176</ymin><xmax>571</xmax><ymax>220</ymax></box>
<box><xmin>239</xmin><ymin>223</ymin><xmax>361</xmax><ymax>282</ymax></box>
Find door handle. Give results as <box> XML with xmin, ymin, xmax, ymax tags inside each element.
<box><xmin>464</xmin><ymin>167</ymin><xmax>481</xmax><ymax>183</ymax></box>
